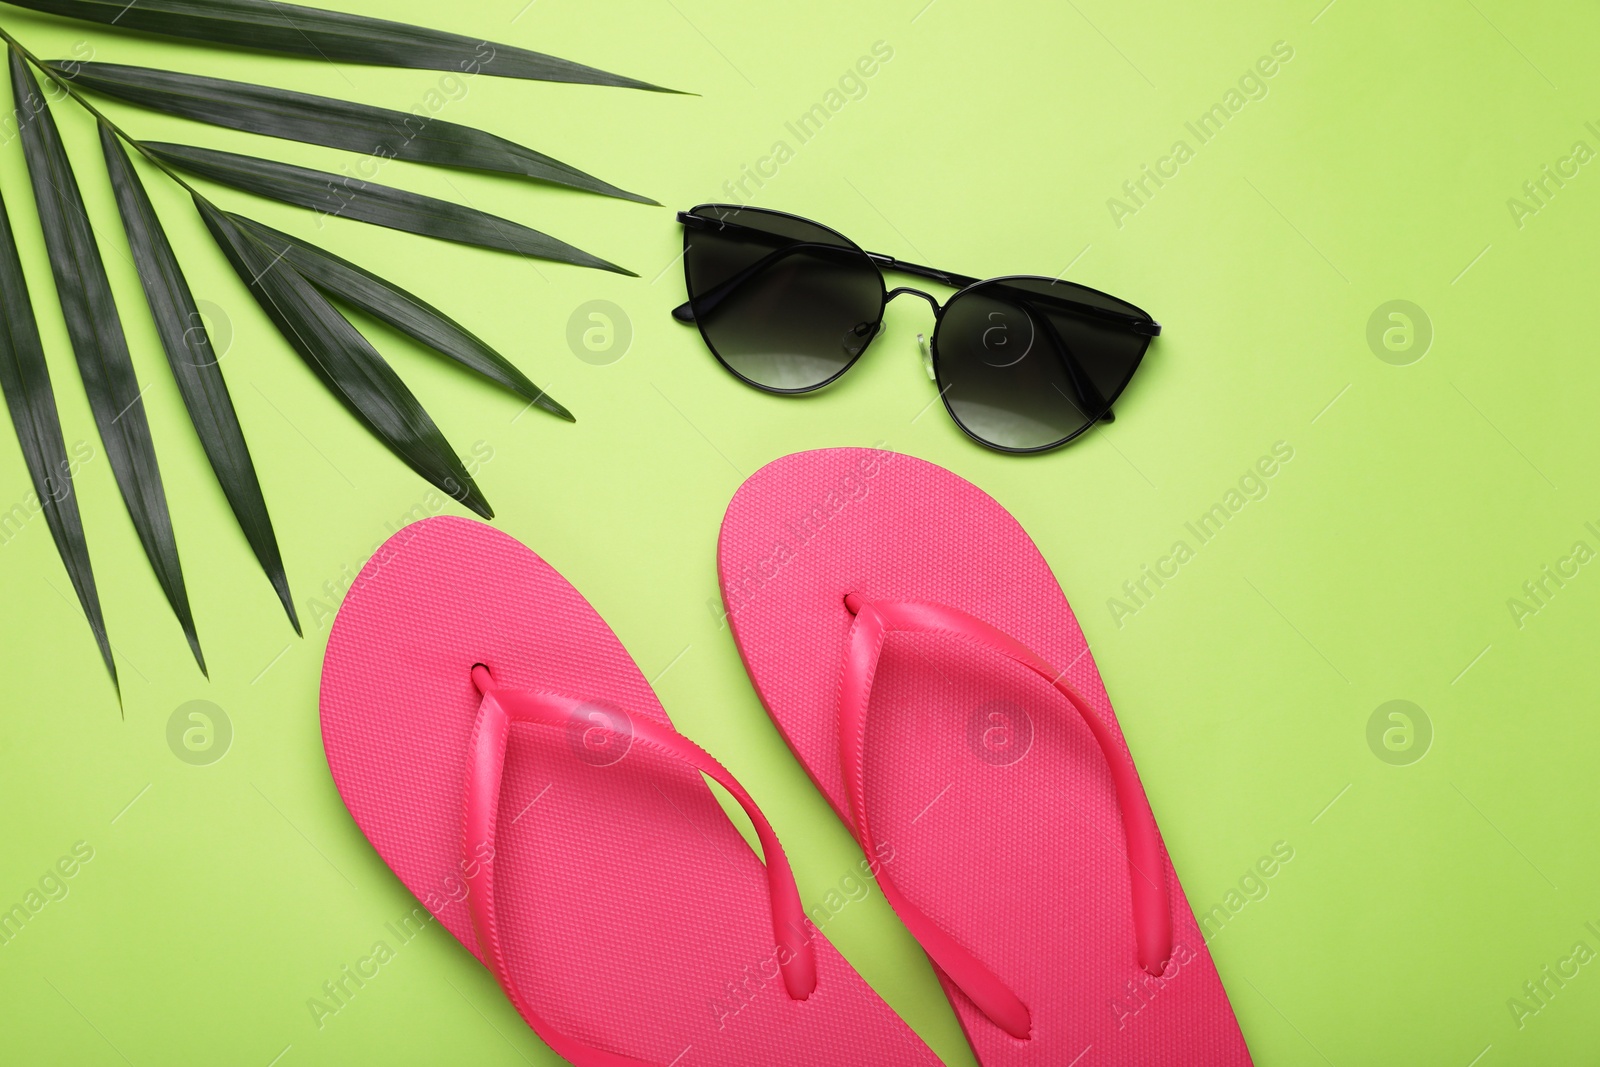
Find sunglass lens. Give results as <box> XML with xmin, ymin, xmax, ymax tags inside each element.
<box><xmin>682</xmin><ymin>206</ymin><xmax>884</xmax><ymax>392</ymax></box>
<box><xmin>932</xmin><ymin>276</ymin><xmax>1155</xmax><ymax>451</ymax></box>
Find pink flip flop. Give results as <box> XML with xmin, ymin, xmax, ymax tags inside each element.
<box><xmin>320</xmin><ymin>515</ymin><xmax>942</xmax><ymax>1067</ymax></box>
<box><xmin>718</xmin><ymin>448</ymin><xmax>1252</xmax><ymax>1066</ymax></box>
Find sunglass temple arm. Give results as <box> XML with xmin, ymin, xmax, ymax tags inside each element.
<box><xmin>864</xmin><ymin>252</ymin><xmax>981</xmax><ymax>289</ymax></box>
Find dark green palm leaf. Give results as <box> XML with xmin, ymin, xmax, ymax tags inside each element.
<box><xmin>144</xmin><ymin>141</ymin><xmax>633</xmax><ymax>274</ymax></box>
<box><xmin>99</xmin><ymin>123</ymin><xmax>300</xmax><ymax>634</ymax></box>
<box><xmin>0</xmin><ymin>176</ymin><xmax>117</xmax><ymax>696</ymax></box>
<box><xmin>10</xmin><ymin>49</ymin><xmax>206</xmax><ymax>674</ymax></box>
<box><xmin>195</xmin><ymin>200</ymin><xmax>492</xmax><ymax>520</ymax></box>
<box><xmin>7</xmin><ymin>0</ymin><xmax>680</xmax><ymax>91</ymax></box>
<box><xmin>51</xmin><ymin>62</ymin><xmax>656</xmax><ymax>204</ymax></box>
<box><xmin>229</xmin><ymin>215</ymin><xmax>572</xmax><ymax>422</ymax></box>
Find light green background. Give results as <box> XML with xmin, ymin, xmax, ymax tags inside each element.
<box><xmin>1</xmin><ymin>0</ymin><xmax>1596</xmax><ymax>1063</ymax></box>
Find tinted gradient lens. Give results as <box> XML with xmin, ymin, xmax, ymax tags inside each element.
<box><xmin>933</xmin><ymin>276</ymin><xmax>1155</xmax><ymax>451</ymax></box>
<box><xmin>683</xmin><ymin>206</ymin><xmax>885</xmax><ymax>392</ymax></box>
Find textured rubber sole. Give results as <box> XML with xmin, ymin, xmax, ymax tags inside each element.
<box><xmin>718</xmin><ymin>449</ymin><xmax>1252</xmax><ymax>1066</ymax></box>
<box><xmin>321</xmin><ymin>515</ymin><xmax>942</xmax><ymax>1066</ymax></box>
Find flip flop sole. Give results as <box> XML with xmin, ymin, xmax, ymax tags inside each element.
<box><xmin>321</xmin><ymin>515</ymin><xmax>940</xmax><ymax>1065</ymax></box>
<box><xmin>719</xmin><ymin>449</ymin><xmax>1251</xmax><ymax>1066</ymax></box>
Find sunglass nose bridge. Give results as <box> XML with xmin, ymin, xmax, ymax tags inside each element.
<box><xmin>885</xmin><ymin>286</ymin><xmax>942</xmax><ymax>315</ymax></box>
<box><xmin>887</xmin><ymin>287</ymin><xmax>941</xmax><ymax>381</ymax></box>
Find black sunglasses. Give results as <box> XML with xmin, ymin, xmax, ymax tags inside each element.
<box><xmin>670</xmin><ymin>204</ymin><xmax>1160</xmax><ymax>453</ymax></box>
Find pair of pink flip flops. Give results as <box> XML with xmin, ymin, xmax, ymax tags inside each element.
<box><xmin>320</xmin><ymin>447</ymin><xmax>1253</xmax><ymax>1066</ymax></box>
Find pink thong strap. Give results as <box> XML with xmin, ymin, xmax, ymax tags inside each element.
<box><xmin>837</xmin><ymin>594</ymin><xmax>1174</xmax><ymax>1041</ymax></box>
<box><xmin>464</xmin><ymin>665</ymin><xmax>818</xmax><ymax>1067</ymax></box>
